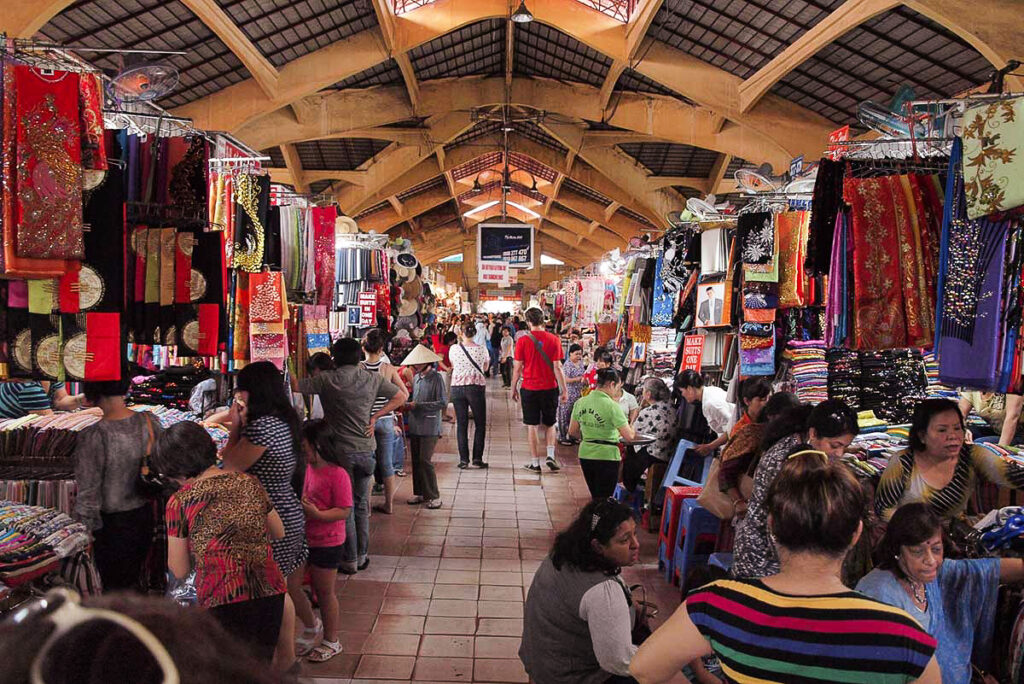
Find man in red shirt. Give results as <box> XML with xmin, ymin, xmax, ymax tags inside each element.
<box><xmin>511</xmin><ymin>307</ymin><xmax>568</xmax><ymax>472</ymax></box>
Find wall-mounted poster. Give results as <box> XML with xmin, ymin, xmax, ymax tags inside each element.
<box><xmin>478</xmin><ymin>223</ymin><xmax>534</xmax><ymax>269</ymax></box>
<box><xmin>696</xmin><ymin>281</ymin><xmax>730</xmax><ymax>328</ymax></box>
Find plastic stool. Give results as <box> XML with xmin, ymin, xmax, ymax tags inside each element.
<box><xmin>660</xmin><ymin>439</ymin><xmax>714</xmax><ymax>490</ymax></box>
<box><xmin>613</xmin><ymin>483</ymin><xmax>645</xmax><ymax>517</ymax></box>
<box><xmin>709</xmin><ymin>552</ymin><xmax>733</xmax><ymax>573</ymax></box>
<box><xmin>658</xmin><ymin>486</ymin><xmax>702</xmax><ymax>581</ymax></box>
<box><xmin>672</xmin><ymin>499</ymin><xmax>719</xmax><ymax>589</ymax></box>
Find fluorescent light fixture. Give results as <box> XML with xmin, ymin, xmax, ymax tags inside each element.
<box><xmin>540</xmin><ymin>254</ymin><xmax>564</xmax><ymax>265</ymax></box>
<box><xmin>462</xmin><ymin>200</ymin><xmax>500</xmax><ymax>217</ymax></box>
<box><xmin>507</xmin><ymin>200</ymin><xmax>541</xmax><ymax>219</ymax></box>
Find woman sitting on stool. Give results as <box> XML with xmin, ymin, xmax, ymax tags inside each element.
<box><xmin>520</xmin><ymin>498</ymin><xmax>642</xmax><ymax>684</ymax></box>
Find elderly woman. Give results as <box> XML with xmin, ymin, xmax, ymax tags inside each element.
<box><xmin>625</xmin><ymin>378</ymin><xmax>676</xmax><ymax>500</ymax></box>
<box><xmin>858</xmin><ymin>503</ymin><xmax>1024</xmax><ymax>684</ymax></box>
<box><xmin>631</xmin><ymin>450</ymin><xmax>941</xmax><ymax>684</ymax></box>
<box><xmin>520</xmin><ymin>498</ymin><xmax>641</xmax><ymax>684</ymax></box>
<box><xmin>402</xmin><ymin>345</ymin><xmax>448</xmax><ymax>510</ymax></box>
<box><xmin>875</xmin><ymin>398</ymin><xmax>1024</xmax><ymax>523</ymax></box>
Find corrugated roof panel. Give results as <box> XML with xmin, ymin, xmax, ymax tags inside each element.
<box><xmin>330</xmin><ymin>59</ymin><xmax>405</xmax><ymax>89</ymax></box>
<box><xmin>410</xmin><ymin>20</ymin><xmax>506</xmax><ymax>81</ymax></box>
<box><xmin>618</xmin><ymin>142</ymin><xmax>720</xmax><ymax>177</ymax></box>
<box><xmin>295</xmin><ymin>139</ymin><xmax>391</xmax><ymax>170</ymax></box>
<box><xmin>513</xmin><ymin>21</ymin><xmax>612</xmax><ymax>87</ymax></box>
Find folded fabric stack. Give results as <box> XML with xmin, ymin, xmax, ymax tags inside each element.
<box><xmin>127</xmin><ymin>367</ymin><xmax>212</xmax><ymax>411</ymax></box>
<box><xmin>784</xmin><ymin>340</ymin><xmax>827</xmax><ymax>404</ymax></box>
<box><xmin>922</xmin><ymin>351</ymin><xmax>958</xmax><ymax>400</ymax></box>
<box><xmin>0</xmin><ymin>502</ymin><xmax>90</xmax><ymax>586</ymax></box>
<box><xmin>648</xmin><ymin>328</ymin><xmax>677</xmax><ymax>379</ymax></box>
<box><xmin>0</xmin><ymin>413</ymin><xmax>100</xmax><ymax>476</ymax></box>
<box><xmin>739</xmin><ymin>321</ymin><xmax>775</xmax><ymax>376</ymax></box>
<box><xmin>0</xmin><ymin>480</ymin><xmax>76</xmax><ymax>515</ymax></box>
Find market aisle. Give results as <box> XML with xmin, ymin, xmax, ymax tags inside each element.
<box><xmin>300</xmin><ymin>377</ymin><xmax>671</xmax><ymax>683</ymax></box>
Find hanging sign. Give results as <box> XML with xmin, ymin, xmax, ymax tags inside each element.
<box><xmin>826</xmin><ymin>125</ymin><xmax>851</xmax><ymax>161</ymax></box>
<box><xmin>789</xmin><ymin>154</ymin><xmax>805</xmax><ymax>179</ymax></box>
<box><xmin>358</xmin><ymin>291</ymin><xmax>377</xmax><ymax>327</ymax></box>
<box><xmin>680</xmin><ymin>334</ymin><xmax>706</xmax><ymax>373</ymax></box>
<box><xmin>479</xmin><ymin>260</ymin><xmax>510</xmax><ymax>286</ymax></box>
<box><xmin>478</xmin><ymin>223</ymin><xmax>534</xmax><ymax>269</ymax></box>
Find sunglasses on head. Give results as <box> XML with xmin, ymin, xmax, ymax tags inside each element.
<box><xmin>7</xmin><ymin>588</ymin><xmax>179</xmax><ymax>684</ymax></box>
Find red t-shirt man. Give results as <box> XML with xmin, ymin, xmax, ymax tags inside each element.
<box><xmin>514</xmin><ymin>329</ymin><xmax>564</xmax><ymax>391</ymax></box>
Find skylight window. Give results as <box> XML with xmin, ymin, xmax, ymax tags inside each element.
<box><xmin>440</xmin><ymin>253</ymin><xmax>464</xmax><ymax>263</ymax></box>
<box><xmin>392</xmin><ymin>0</ymin><xmax>437</xmax><ymax>16</ymax></box>
<box><xmin>541</xmin><ymin>254</ymin><xmax>565</xmax><ymax>266</ymax></box>
<box><xmin>574</xmin><ymin>0</ymin><xmax>635</xmax><ymax>22</ymax></box>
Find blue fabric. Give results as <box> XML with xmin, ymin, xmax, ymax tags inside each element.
<box><xmin>651</xmin><ymin>254</ymin><xmax>674</xmax><ymax>326</ymax></box>
<box><xmin>856</xmin><ymin>558</ymin><xmax>1000</xmax><ymax>684</ymax></box>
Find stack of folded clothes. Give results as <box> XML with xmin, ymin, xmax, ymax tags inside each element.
<box><xmin>784</xmin><ymin>340</ymin><xmax>828</xmax><ymax>404</ymax></box>
<box><xmin>0</xmin><ymin>502</ymin><xmax>89</xmax><ymax>586</ymax></box>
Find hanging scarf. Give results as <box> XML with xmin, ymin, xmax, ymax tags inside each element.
<box><xmin>776</xmin><ymin>211</ymin><xmax>809</xmax><ymax>309</ymax></box>
<box><xmin>651</xmin><ymin>253</ymin><xmax>675</xmax><ymax>326</ymax></box>
<box><xmin>737</xmin><ymin>212</ymin><xmax>774</xmax><ymax>265</ymax></box>
<box><xmin>845</xmin><ymin>176</ymin><xmax>909</xmax><ymax>349</ymax></box>
<box><xmin>937</xmin><ymin>138</ymin><xmax>1010</xmax><ymax>389</ymax></box>
<box><xmin>806</xmin><ymin>158</ymin><xmax>845</xmax><ymax>275</ymax></box>
<box><xmin>962</xmin><ymin>98</ymin><xmax>1024</xmax><ymax>219</ymax></box>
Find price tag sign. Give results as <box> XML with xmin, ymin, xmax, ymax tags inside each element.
<box><xmin>826</xmin><ymin>125</ymin><xmax>850</xmax><ymax>161</ymax></box>
<box><xmin>358</xmin><ymin>291</ymin><xmax>377</xmax><ymax>327</ymax></box>
<box><xmin>680</xmin><ymin>334</ymin><xmax>706</xmax><ymax>373</ymax></box>
<box><xmin>789</xmin><ymin>154</ymin><xmax>804</xmax><ymax>179</ymax></box>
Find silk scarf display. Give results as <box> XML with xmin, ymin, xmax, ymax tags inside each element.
<box><xmin>937</xmin><ymin>139</ymin><xmax>1010</xmax><ymax>389</ymax></box>
<box><xmin>312</xmin><ymin>207</ymin><xmax>337</xmax><ymax>308</ymax></box>
<box><xmin>775</xmin><ymin>211</ymin><xmax>809</xmax><ymax>309</ymax></box>
<box><xmin>806</xmin><ymin>158</ymin><xmax>845</xmax><ymax>276</ymax></box>
<box><xmin>233</xmin><ymin>173</ymin><xmax>270</xmax><ymax>272</ymax></box>
<box><xmin>737</xmin><ymin>212</ymin><xmax>774</xmax><ymax>265</ymax></box>
<box><xmin>962</xmin><ymin>98</ymin><xmax>1024</xmax><ymax>219</ymax></box>
<box><xmin>13</xmin><ymin>65</ymin><xmax>84</xmax><ymax>261</ymax></box>
<box><xmin>651</xmin><ymin>253</ymin><xmax>675</xmax><ymax>326</ymax></box>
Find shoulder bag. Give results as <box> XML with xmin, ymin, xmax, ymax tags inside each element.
<box><xmin>526</xmin><ymin>333</ymin><xmax>564</xmax><ymax>393</ymax></box>
<box><xmin>458</xmin><ymin>343</ymin><xmax>486</xmax><ymax>377</ymax></box>
<box><xmin>136</xmin><ymin>414</ymin><xmax>176</xmax><ymax>498</ymax></box>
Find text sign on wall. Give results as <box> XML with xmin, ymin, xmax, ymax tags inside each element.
<box><xmin>358</xmin><ymin>291</ymin><xmax>377</xmax><ymax>327</ymax></box>
<box><xmin>680</xmin><ymin>334</ymin><xmax>706</xmax><ymax>373</ymax></box>
<box><xmin>478</xmin><ymin>223</ymin><xmax>534</xmax><ymax>269</ymax></box>
<box><xmin>478</xmin><ymin>260</ymin><xmax>510</xmax><ymax>286</ymax></box>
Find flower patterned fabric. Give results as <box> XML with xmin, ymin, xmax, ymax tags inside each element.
<box><xmin>962</xmin><ymin>98</ymin><xmax>1024</xmax><ymax>219</ymax></box>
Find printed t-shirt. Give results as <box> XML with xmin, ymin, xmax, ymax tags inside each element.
<box><xmin>571</xmin><ymin>390</ymin><xmax>628</xmax><ymax>461</ymax></box>
<box><xmin>515</xmin><ymin>330</ymin><xmax>564</xmax><ymax>391</ymax></box>
<box><xmin>166</xmin><ymin>471</ymin><xmax>287</xmax><ymax>609</ymax></box>
<box><xmin>303</xmin><ymin>463</ymin><xmax>353</xmax><ymax>547</ymax></box>
<box><xmin>686</xmin><ymin>578</ymin><xmax>936</xmax><ymax>684</ymax></box>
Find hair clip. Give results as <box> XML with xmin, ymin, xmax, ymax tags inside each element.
<box><xmin>591</xmin><ymin>514</ymin><xmax>600</xmax><ymax>531</ymax></box>
<box><xmin>786</xmin><ymin>449</ymin><xmax>828</xmax><ymax>463</ymax></box>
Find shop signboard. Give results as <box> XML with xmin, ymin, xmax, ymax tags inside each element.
<box><xmin>479</xmin><ymin>260</ymin><xmax>510</xmax><ymax>286</ymax></box>
<box><xmin>358</xmin><ymin>291</ymin><xmax>377</xmax><ymax>327</ymax></box>
<box><xmin>826</xmin><ymin>125</ymin><xmax>851</xmax><ymax>161</ymax></box>
<box><xmin>681</xmin><ymin>334</ymin><xmax>706</xmax><ymax>372</ymax></box>
<box><xmin>478</xmin><ymin>223</ymin><xmax>534</xmax><ymax>269</ymax></box>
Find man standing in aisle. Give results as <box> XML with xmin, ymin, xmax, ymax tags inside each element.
<box><xmin>511</xmin><ymin>307</ymin><xmax>568</xmax><ymax>472</ymax></box>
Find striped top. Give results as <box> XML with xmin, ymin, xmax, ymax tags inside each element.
<box><xmin>362</xmin><ymin>357</ymin><xmax>393</xmax><ymax>414</ymax></box>
<box><xmin>686</xmin><ymin>579</ymin><xmax>936</xmax><ymax>684</ymax></box>
<box><xmin>875</xmin><ymin>445</ymin><xmax>1024</xmax><ymax>522</ymax></box>
<box><xmin>0</xmin><ymin>381</ymin><xmax>50</xmax><ymax>419</ymax></box>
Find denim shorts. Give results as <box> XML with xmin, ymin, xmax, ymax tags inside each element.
<box><xmin>375</xmin><ymin>416</ymin><xmax>397</xmax><ymax>477</ymax></box>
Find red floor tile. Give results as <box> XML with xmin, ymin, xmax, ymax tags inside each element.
<box><xmin>354</xmin><ymin>655</ymin><xmax>417</xmax><ymax>679</ymax></box>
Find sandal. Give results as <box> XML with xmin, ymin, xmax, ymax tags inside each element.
<box><xmin>395</xmin><ymin>469</ymin><xmax>407</xmax><ymax>477</ymax></box>
<box><xmin>372</xmin><ymin>504</ymin><xmax>392</xmax><ymax>514</ymax></box>
<box><xmin>307</xmin><ymin>640</ymin><xmax>343</xmax><ymax>662</ymax></box>
<box><xmin>426</xmin><ymin>499</ymin><xmax>443</xmax><ymax>509</ymax></box>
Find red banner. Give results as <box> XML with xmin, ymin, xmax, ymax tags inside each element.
<box><xmin>680</xmin><ymin>334</ymin><xmax>705</xmax><ymax>373</ymax></box>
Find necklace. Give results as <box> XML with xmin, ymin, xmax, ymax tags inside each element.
<box><xmin>905</xmin><ymin>577</ymin><xmax>928</xmax><ymax>611</ymax></box>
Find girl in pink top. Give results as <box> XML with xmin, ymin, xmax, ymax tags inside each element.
<box><xmin>299</xmin><ymin>420</ymin><xmax>353</xmax><ymax>662</ymax></box>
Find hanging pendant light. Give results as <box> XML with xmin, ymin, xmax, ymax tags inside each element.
<box><xmin>511</xmin><ymin>0</ymin><xmax>534</xmax><ymax>23</ymax></box>
<box><xmin>472</xmin><ymin>177</ymin><xmax>484</xmax><ymax>193</ymax></box>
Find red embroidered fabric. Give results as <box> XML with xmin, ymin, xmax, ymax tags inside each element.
<box><xmin>312</xmin><ymin>207</ymin><xmax>337</xmax><ymax>307</ymax></box>
<box><xmin>14</xmin><ymin>65</ymin><xmax>85</xmax><ymax>260</ymax></box>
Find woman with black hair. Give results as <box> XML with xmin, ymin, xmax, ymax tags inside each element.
<box><xmin>732</xmin><ymin>398</ymin><xmax>859</xmax><ymax>578</ymax></box>
<box><xmin>875</xmin><ymin>398</ymin><xmax>1024</xmax><ymax>523</ymax></box>
<box><xmin>857</xmin><ymin>503</ymin><xmax>1024</xmax><ymax>684</ymax></box>
<box><xmin>632</xmin><ymin>451</ymin><xmax>940</xmax><ymax>684</ymax></box>
<box><xmin>520</xmin><ymin>498</ymin><xmax>641</xmax><ymax>684</ymax></box>
<box><xmin>569</xmin><ymin>368</ymin><xmax>637</xmax><ymax>499</ymax></box>
<box><xmin>73</xmin><ymin>379</ymin><xmax>162</xmax><ymax>592</ymax></box>
<box><xmin>155</xmin><ymin>422</ymin><xmax>287</xmax><ymax>665</ymax></box>
<box><xmin>221</xmin><ymin>361</ymin><xmax>310</xmax><ymax>665</ymax></box>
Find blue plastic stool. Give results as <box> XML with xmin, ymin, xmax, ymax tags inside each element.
<box><xmin>709</xmin><ymin>552</ymin><xmax>733</xmax><ymax>573</ymax></box>
<box><xmin>660</xmin><ymin>439</ymin><xmax>714</xmax><ymax>490</ymax></box>
<box><xmin>613</xmin><ymin>482</ymin><xmax>645</xmax><ymax>517</ymax></box>
<box><xmin>657</xmin><ymin>485</ymin><xmax>702</xmax><ymax>582</ymax></box>
<box><xmin>672</xmin><ymin>499</ymin><xmax>719</xmax><ymax>588</ymax></box>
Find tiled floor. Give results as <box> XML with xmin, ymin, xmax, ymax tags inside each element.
<box><xmin>300</xmin><ymin>379</ymin><xmax>680</xmax><ymax>683</ymax></box>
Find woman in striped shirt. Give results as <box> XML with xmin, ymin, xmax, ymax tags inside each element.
<box><xmin>632</xmin><ymin>449</ymin><xmax>940</xmax><ymax>684</ymax></box>
<box><xmin>875</xmin><ymin>399</ymin><xmax>1024</xmax><ymax>523</ymax></box>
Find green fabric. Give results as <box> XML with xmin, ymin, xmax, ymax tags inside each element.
<box><xmin>572</xmin><ymin>390</ymin><xmax>627</xmax><ymax>461</ymax></box>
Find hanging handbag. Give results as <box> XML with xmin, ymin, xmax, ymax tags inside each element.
<box><xmin>136</xmin><ymin>415</ymin><xmax>175</xmax><ymax>498</ymax></box>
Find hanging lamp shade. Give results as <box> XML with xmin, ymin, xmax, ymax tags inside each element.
<box><xmin>472</xmin><ymin>177</ymin><xmax>483</xmax><ymax>193</ymax></box>
<box><xmin>511</xmin><ymin>0</ymin><xmax>534</xmax><ymax>23</ymax></box>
